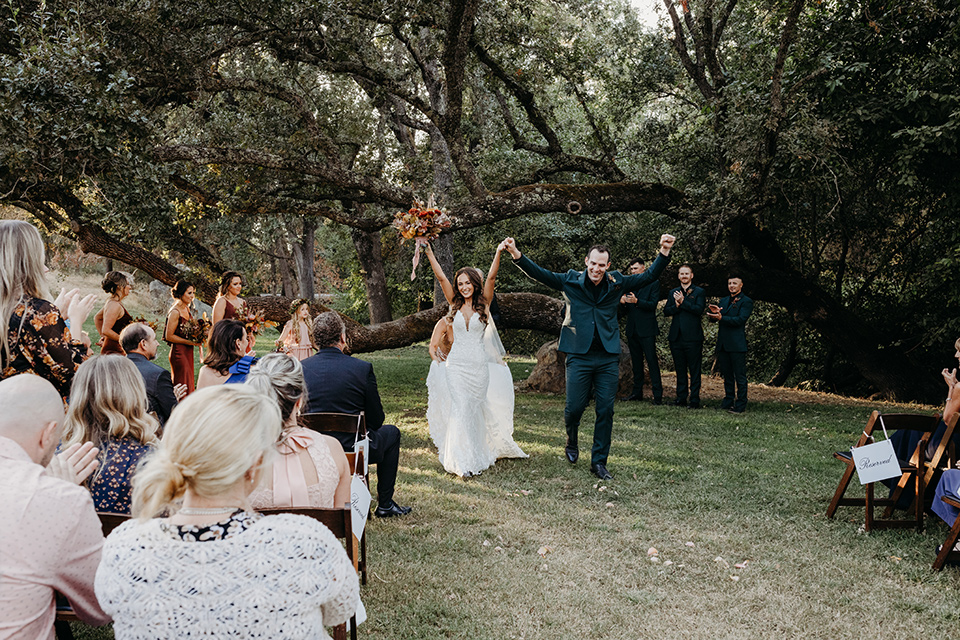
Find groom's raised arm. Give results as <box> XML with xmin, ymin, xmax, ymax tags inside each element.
<box><xmin>622</xmin><ymin>234</ymin><xmax>675</xmax><ymax>288</ymax></box>
<box><xmin>503</xmin><ymin>237</ymin><xmax>565</xmax><ymax>291</ymax></box>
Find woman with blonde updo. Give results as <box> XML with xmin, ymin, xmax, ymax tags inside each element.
<box><xmin>0</xmin><ymin>220</ymin><xmax>97</xmax><ymax>399</ymax></box>
<box><xmin>95</xmin><ymin>385</ymin><xmax>359</xmax><ymax>638</ymax></box>
<box><xmin>98</xmin><ymin>271</ymin><xmax>133</xmax><ymax>355</ymax></box>
<box><xmin>246</xmin><ymin>353</ymin><xmax>351</xmax><ymax>509</ymax></box>
<box><xmin>61</xmin><ymin>355</ymin><xmax>159</xmax><ymax>514</ymax></box>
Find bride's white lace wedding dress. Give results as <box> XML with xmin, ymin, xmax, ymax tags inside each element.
<box><xmin>427</xmin><ymin>310</ymin><xmax>527</xmax><ymax>477</ymax></box>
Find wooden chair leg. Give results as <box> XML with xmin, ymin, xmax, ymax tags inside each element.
<box><xmin>331</xmin><ymin>622</ymin><xmax>347</xmax><ymax>640</ymax></box>
<box><xmin>865</xmin><ymin>481</ymin><xmax>874</xmax><ymax>532</ymax></box>
<box><xmin>360</xmin><ymin>531</ymin><xmax>367</xmax><ymax>586</ymax></box>
<box><xmin>54</xmin><ymin>621</ymin><xmax>75</xmax><ymax>640</ymax></box>
<box><xmin>827</xmin><ymin>462</ymin><xmax>857</xmax><ymax>519</ymax></box>
<box><xmin>915</xmin><ymin>473</ymin><xmax>925</xmax><ymax>532</ymax></box>
<box><xmin>933</xmin><ymin>518</ymin><xmax>960</xmax><ymax>570</ymax></box>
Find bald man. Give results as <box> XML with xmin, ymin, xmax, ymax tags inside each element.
<box><xmin>0</xmin><ymin>375</ymin><xmax>111</xmax><ymax>639</ymax></box>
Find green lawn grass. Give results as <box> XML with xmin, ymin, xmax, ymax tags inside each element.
<box><xmin>73</xmin><ymin>346</ymin><xmax>960</xmax><ymax>639</ymax></box>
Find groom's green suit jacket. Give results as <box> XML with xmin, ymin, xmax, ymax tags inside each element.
<box><xmin>514</xmin><ymin>252</ymin><xmax>670</xmax><ymax>355</ymax></box>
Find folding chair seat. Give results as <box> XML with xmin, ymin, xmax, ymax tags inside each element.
<box><xmin>300</xmin><ymin>412</ymin><xmax>369</xmax><ymax>585</ymax></box>
<box><xmin>260</xmin><ymin>506</ymin><xmax>359</xmax><ymax>640</ymax></box>
<box><xmin>826</xmin><ymin>412</ymin><xmax>952</xmax><ymax>532</ymax></box>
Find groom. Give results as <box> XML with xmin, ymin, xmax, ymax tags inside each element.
<box><xmin>504</xmin><ymin>234</ymin><xmax>675</xmax><ymax>480</ymax></box>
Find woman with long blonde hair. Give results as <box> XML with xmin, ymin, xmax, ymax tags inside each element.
<box><xmin>0</xmin><ymin>220</ymin><xmax>97</xmax><ymax>398</ymax></box>
<box><xmin>95</xmin><ymin>385</ymin><xmax>358</xmax><ymax>637</ymax></box>
<box><xmin>246</xmin><ymin>353</ymin><xmax>350</xmax><ymax>508</ymax></box>
<box><xmin>62</xmin><ymin>355</ymin><xmax>159</xmax><ymax>514</ymax></box>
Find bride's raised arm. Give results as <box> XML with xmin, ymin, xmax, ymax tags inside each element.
<box><xmin>483</xmin><ymin>242</ymin><xmax>505</xmax><ymax>304</ymax></box>
<box><xmin>424</xmin><ymin>241</ymin><xmax>455</xmax><ymax>304</ymax></box>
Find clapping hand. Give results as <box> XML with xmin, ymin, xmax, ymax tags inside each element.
<box><xmin>621</xmin><ymin>292</ymin><xmax>638</xmax><ymax>305</ymax></box>
<box><xmin>943</xmin><ymin>367</ymin><xmax>958</xmax><ymax>390</ymax></box>
<box><xmin>673</xmin><ymin>290</ymin><xmax>685</xmax><ymax>306</ymax></box>
<box><xmin>174</xmin><ymin>383</ymin><xmax>189</xmax><ymax>402</ymax></box>
<box><xmin>47</xmin><ymin>442</ymin><xmax>100</xmax><ymax>485</ymax></box>
<box><xmin>707</xmin><ymin>303</ymin><xmax>721</xmax><ymax>320</ymax></box>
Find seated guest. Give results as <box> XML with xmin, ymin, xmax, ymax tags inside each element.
<box><xmin>933</xmin><ymin>469</ymin><xmax>960</xmax><ymax>534</ymax></box>
<box><xmin>121</xmin><ymin>323</ymin><xmax>186</xmax><ymax>425</ymax></box>
<box><xmin>885</xmin><ymin>337</ymin><xmax>960</xmax><ymax>505</ymax></box>
<box><xmin>245</xmin><ymin>353</ymin><xmax>351</xmax><ymax>509</ymax></box>
<box><xmin>62</xmin><ymin>355</ymin><xmax>160</xmax><ymax>514</ymax></box>
<box><xmin>0</xmin><ymin>374</ymin><xmax>110</xmax><ymax>637</ymax></box>
<box><xmin>95</xmin><ymin>385</ymin><xmax>359</xmax><ymax>637</ymax></box>
<box><xmin>0</xmin><ymin>220</ymin><xmax>97</xmax><ymax>399</ymax></box>
<box><xmin>197</xmin><ymin>320</ymin><xmax>255</xmax><ymax>388</ymax></box>
<box><xmin>302</xmin><ymin>311</ymin><xmax>411</xmax><ymax>517</ymax></box>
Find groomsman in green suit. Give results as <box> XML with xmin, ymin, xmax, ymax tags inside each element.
<box><xmin>707</xmin><ymin>274</ymin><xmax>754</xmax><ymax>413</ymax></box>
<box><xmin>664</xmin><ymin>265</ymin><xmax>705</xmax><ymax>408</ymax></box>
<box><xmin>619</xmin><ymin>258</ymin><xmax>663</xmax><ymax>404</ymax></box>
<box><xmin>504</xmin><ymin>234</ymin><xmax>675</xmax><ymax>480</ymax></box>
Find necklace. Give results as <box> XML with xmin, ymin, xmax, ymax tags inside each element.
<box><xmin>178</xmin><ymin>506</ymin><xmax>242</xmax><ymax>516</ymax></box>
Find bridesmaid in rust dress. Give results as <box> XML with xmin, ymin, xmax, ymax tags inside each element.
<box><xmin>165</xmin><ymin>280</ymin><xmax>201</xmax><ymax>394</ymax></box>
<box><xmin>99</xmin><ymin>271</ymin><xmax>133</xmax><ymax>355</ymax></box>
<box><xmin>212</xmin><ymin>270</ymin><xmax>244</xmax><ymax>324</ymax></box>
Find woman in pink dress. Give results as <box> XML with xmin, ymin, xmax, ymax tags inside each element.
<box><xmin>245</xmin><ymin>353</ymin><xmax>351</xmax><ymax>509</ymax></box>
<box><xmin>278</xmin><ymin>300</ymin><xmax>317</xmax><ymax>361</ymax></box>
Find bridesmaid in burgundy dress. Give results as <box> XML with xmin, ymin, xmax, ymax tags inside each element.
<box><xmin>212</xmin><ymin>270</ymin><xmax>255</xmax><ymax>353</ymax></box>
<box><xmin>164</xmin><ymin>281</ymin><xmax>201</xmax><ymax>394</ymax></box>
<box><xmin>99</xmin><ymin>271</ymin><xmax>133</xmax><ymax>355</ymax></box>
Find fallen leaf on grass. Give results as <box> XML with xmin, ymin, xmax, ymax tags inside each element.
<box><xmin>519</xmin><ymin>490</ymin><xmax>532</xmax><ymax>496</ymax></box>
<box><xmin>730</xmin><ymin>575</ymin><xmax>740</xmax><ymax>582</ymax></box>
<box><xmin>714</xmin><ymin>556</ymin><xmax>730</xmax><ymax>569</ymax></box>
<box><xmin>663</xmin><ymin>560</ymin><xmax>674</xmax><ymax>566</ymax></box>
<box><xmin>888</xmin><ymin>556</ymin><xmax>902</xmax><ymax>563</ymax></box>
<box><xmin>537</xmin><ymin>546</ymin><xmax>552</xmax><ymax>557</ymax></box>
<box><xmin>647</xmin><ymin>547</ymin><xmax>659</xmax><ymax>556</ymax></box>
<box><xmin>482</xmin><ymin>540</ymin><xmax>490</xmax><ymax>547</ymax></box>
<box><xmin>685</xmin><ymin>541</ymin><xmax>695</xmax><ymax>548</ymax></box>
<box><xmin>605</xmin><ymin>502</ymin><xmax>614</xmax><ymax>508</ymax></box>
<box><xmin>494</xmin><ymin>546</ymin><xmax>503</xmax><ymax>552</ymax></box>
<box><xmin>734</xmin><ymin>561</ymin><xmax>749</xmax><ymax>570</ymax></box>
<box><xmin>650</xmin><ymin>556</ymin><xmax>661</xmax><ymax>563</ymax></box>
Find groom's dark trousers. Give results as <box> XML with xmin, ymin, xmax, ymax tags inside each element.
<box><xmin>513</xmin><ymin>250</ymin><xmax>670</xmax><ymax>467</ymax></box>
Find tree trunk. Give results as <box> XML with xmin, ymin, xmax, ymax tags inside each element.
<box><xmin>350</xmin><ymin>227</ymin><xmax>393</xmax><ymax>323</ymax></box>
<box><xmin>290</xmin><ymin>219</ymin><xmax>316</xmax><ymax>300</ymax></box>
<box><xmin>274</xmin><ymin>238</ymin><xmax>295</xmax><ymax>297</ymax></box>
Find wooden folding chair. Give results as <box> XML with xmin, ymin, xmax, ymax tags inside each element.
<box><xmin>886</xmin><ymin>411</ymin><xmax>958</xmax><ymax>517</ymax></box>
<box><xmin>55</xmin><ymin>512</ymin><xmax>131</xmax><ymax>639</ymax></box>
<box><xmin>826</xmin><ymin>412</ymin><xmax>946</xmax><ymax>532</ymax></box>
<box><xmin>932</xmin><ymin>493</ymin><xmax>960</xmax><ymax>571</ymax></box>
<box><xmin>260</xmin><ymin>506</ymin><xmax>359</xmax><ymax>640</ymax></box>
<box><xmin>300</xmin><ymin>411</ymin><xmax>369</xmax><ymax>585</ymax></box>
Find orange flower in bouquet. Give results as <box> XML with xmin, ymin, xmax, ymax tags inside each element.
<box><xmin>393</xmin><ymin>196</ymin><xmax>451</xmax><ymax>279</ymax></box>
<box><xmin>177</xmin><ymin>314</ymin><xmax>211</xmax><ymax>345</ymax></box>
<box><xmin>234</xmin><ymin>302</ymin><xmax>279</xmax><ymax>335</ymax></box>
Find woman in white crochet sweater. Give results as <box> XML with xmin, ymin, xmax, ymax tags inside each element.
<box><xmin>95</xmin><ymin>385</ymin><xmax>358</xmax><ymax>639</ymax></box>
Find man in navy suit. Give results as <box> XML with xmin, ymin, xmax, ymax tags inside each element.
<box><xmin>301</xmin><ymin>312</ymin><xmax>410</xmax><ymax>517</ymax></box>
<box><xmin>505</xmin><ymin>234</ymin><xmax>675</xmax><ymax>480</ymax></box>
<box><xmin>707</xmin><ymin>275</ymin><xmax>754</xmax><ymax>413</ymax></box>
<box><xmin>120</xmin><ymin>323</ymin><xmax>184</xmax><ymax>425</ymax></box>
<box><xmin>664</xmin><ymin>264</ymin><xmax>705</xmax><ymax>409</ymax></box>
<box><xmin>619</xmin><ymin>258</ymin><xmax>663</xmax><ymax>404</ymax></box>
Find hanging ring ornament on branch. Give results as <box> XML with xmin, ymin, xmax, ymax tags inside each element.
<box><xmin>567</xmin><ymin>201</ymin><xmax>582</xmax><ymax>214</ymax></box>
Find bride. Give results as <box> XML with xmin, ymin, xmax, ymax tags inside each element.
<box><xmin>424</xmin><ymin>241</ymin><xmax>527</xmax><ymax>477</ymax></box>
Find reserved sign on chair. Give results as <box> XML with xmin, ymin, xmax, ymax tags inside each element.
<box><xmin>852</xmin><ymin>439</ymin><xmax>901</xmax><ymax>484</ymax></box>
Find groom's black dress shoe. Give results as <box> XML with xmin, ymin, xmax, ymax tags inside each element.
<box><xmin>565</xmin><ymin>446</ymin><xmax>579</xmax><ymax>464</ymax></box>
<box><xmin>591</xmin><ymin>464</ymin><xmax>613</xmax><ymax>480</ymax></box>
<box><xmin>375</xmin><ymin>501</ymin><xmax>412</xmax><ymax>518</ymax></box>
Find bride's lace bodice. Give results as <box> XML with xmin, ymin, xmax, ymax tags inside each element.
<box><xmin>447</xmin><ymin>309</ymin><xmax>485</xmax><ymax>361</ymax></box>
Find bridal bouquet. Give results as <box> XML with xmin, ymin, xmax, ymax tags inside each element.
<box><xmin>234</xmin><ymin>302</ymin><xmax>278</xmax><ymax>336</ymax></box>
<box><xmin>392</xmin><ymin>197</ymin><xmax>451</xmax><ymax>280</ymax></box>
<box><xmin>177</xmin><ymin>315</ymin><xmax>211</xmax><ymax>345</ymax></box>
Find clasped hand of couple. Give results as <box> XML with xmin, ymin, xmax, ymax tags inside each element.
<box><xmin>501</xmin><ymin>233</ymin><xmax>676</xmax><ymax>261</ymax></box>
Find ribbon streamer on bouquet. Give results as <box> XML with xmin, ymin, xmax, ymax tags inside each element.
<box><xmin>410</xmin><ymin>237</ymin><xmax>428</xmax><ymax>281</ymax></box>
